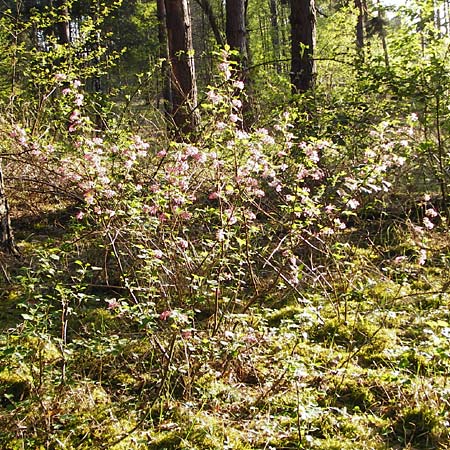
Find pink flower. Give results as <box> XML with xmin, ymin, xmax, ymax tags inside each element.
<box><xmin>84</xmin><ymin>191</ymin><xmax>95</xmax><ymax>205</ymax></box>
<box><xmin>245</xmin><ymin>210</ymin><xmax>256</xmax><ymax>221</ymax></box>
<box><xmin>106</xmin><ymin>298</ymin><xmax>120</xmax><ymax>310</ymax></box>
<box><xmin>216</xmin><ymin>229</ymin><xmax>225</xmax><ymax>241</ymax></box>
<box><xmin>76</xmin><ymin>211</ymin><xmax>85</xmax><ymax>220</ymax></box>
<box><xmin>179</xmin><ymin>211</ymin><xmax>192</xmax><ymax>220</ymax></box>
<box><xmin>178</xmin><ymin>239</ymin><xmax>188</xmax><ymax>249</ymax></box>
<box><xmin>346</xmin><ymin>199</ymin><xmax>360</xmax><ymax>209</ymax></box>
<box><xmin>393</xmin><ymin>256</ymin><xmax>407</xmax><ymax>264</ymax></box>
<box><xmin>74</xmin><ymin>94</ymin><xmax>84</xmax><ymax>106</ymax></box>
<box><xmin>70</xmin><ymin>110</ymin><xmax>81</xmax><ymax>121</ymax></box>
<box><xmin>423</xmin><ymin>217</ymin><xmax>434</xmax><ymax>229</ymax></box>
<box><xmin>160</xmin><ymin>310</ymin><xmax>172</xmax><ymax>321</ymax></box>
<box><xmin>104</xmin><ymin>189</ymin><xmax>116</xmax><ymax>198</ymax></box>
<box><xmin>142</xmin><ymin>204</ymin><xmax>158</xmax><ymax>215</ymax></box>
<box><xmin>418</xmin><ymin>249</ymin><xmax>427</xmax><ymax>265</ymax></box>
<box><xmin>334</xmin><ymin>218</ymin><xmax>346</xmax><ymax>230</ymax></box>
<box><xmin>232</xmin><ymin>99</ymin><xmax>242</xmax><ymax>109</ymax></box>
<box><xmin>207</xmin><ymin>90</ymin><xmax>222</xmax><ymax>104</ymax></box>
<box><xmin>193</xmin><ymin>152</ymin><xmax>207</xmax><ymax>163</ymax></box>
<box><xmin>55</xmin><ymin>73</ymin><xmax>67</xmax><ymax>81</ymax></box>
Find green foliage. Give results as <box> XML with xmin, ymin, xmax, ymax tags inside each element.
<box><xmin>2</xmin><ymin>0</ymin><xmax>450</xmax><ymax>448</ymax></box>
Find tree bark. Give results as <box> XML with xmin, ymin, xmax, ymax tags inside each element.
<box><xmin>355</xmin><ymin>0</ymin><xmax>367</xmax><ymax>52</ymax></box>
<box><xmin>53</xmin><ymin>0</ymin><xmax>71</xmax><ymax>44</ymax></box>
<box><xmin>164</xmin><ymin>0</ymin><xmax>199</xmax><ymax>135</ymax></box>
<box><xmin>290</xmin><ymin>0</ymin><xmax>316</xmax><ymax>94</ymax></box>
<box><xmin>226</xmin><ymin>0</ymin><xmax>252</xmax><ymax>126</ymax></box>
<box><xmin>194</xmin><ymin>0</ymin><xmax>225</xmax><ymax>46</ymax></box>
<box><xmin>0</xmin><ymin>162</ymin><xmax>18</xmax><ymax>256</ymax></box>
<box><xmin>226</xmin><ymin>0</ymin><xmax>249</xmax><ymax>75</ymax></box>
<box><xmin>269</xmin><ymin>0</ymin><xmax>282</xmax><ymax>73</ymax></box>
<box><xmin>157</xmin><ymin>0</ymin><xmax>173</xmax><ymax>118</ymax></box>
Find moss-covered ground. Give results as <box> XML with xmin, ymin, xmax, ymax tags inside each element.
<box><xmin>1</xmin><ymin>215</ymin><xmax>450</xmax><ymax>450</ymax></box>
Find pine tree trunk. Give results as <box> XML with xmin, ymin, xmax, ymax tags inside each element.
<box><xmin>226</xmin><ymin>0</ymin><xmax>248</xmax><ymax>68</ymax></box>
<box><xmin>269</xmin><ymin>0</ymin><xmax>282</xmax><ymax>73</ymax></box>
<box><xmin>355</xmin><ymin>0</ymin><xmax>366</xmax><ymax>51</ymax></box>
<box><xmin>0</xmin><ymin>163</ymin><xmax>18</xmax><ymax>256</ymax></box>
<box><xmin>53</xmin><ymin>0</ymin><xmax>71</xmax><ymax>44</ymax></box>
<box><xmin>157</xmin><ymin>0</ymin><xmax>173</xmax><ymax>118</ymax></box>
<box><xmin>165</xmin><ymin>0</ymin><xmax>199</xmax><ymax>136</ymax></box>
<box><xmin>290</xmin><ymin>0</ymin><xmax>316</xmax><ymax>94</ymax></box>
<box><xmin>195</xmin><ymin>0</ymin><xmax>225</xmax><ymax>46</ymax></box>
<box><xmin>226</xmin><ymin>0</ymin><xmax>252</xmax><ymax>126</ymax></box>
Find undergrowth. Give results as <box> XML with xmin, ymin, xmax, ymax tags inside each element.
<box><xmin>1</xmin><ymin>19</ymin><xmax>450</xmax><ymax>449</ymax></box>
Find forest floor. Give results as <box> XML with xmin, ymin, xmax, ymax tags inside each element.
<box><xmin>1</xmin><ymin>207</ymin><xmax>450</xmax><ymax>450</ymax></box>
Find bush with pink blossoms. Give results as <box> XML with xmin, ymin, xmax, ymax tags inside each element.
<box><xmin>2</xmin><ymin>54</ymin><xmax>419</xmax><ymax>330</ymax></box>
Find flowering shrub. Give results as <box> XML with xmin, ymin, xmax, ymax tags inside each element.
<box><xmin>3</xmin><ymin>53</ymin><xmax>424</xmax><ymax>328</ymax></box>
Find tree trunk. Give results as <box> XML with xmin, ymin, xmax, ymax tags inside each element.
<box><xmin>157</xmin><ymin>0</ymin><xmax>173</xmax><ymax>118</ymax></box>
<box><xmin>226</xmin><ymin>0</ymin><xmax>252</xmax><ymax>126</ymax></box>
<box><xmin>53</xmin><ymin>0</ymin><xmax>71</xmax><ymax>44</ymax></box>
<box><xmin>226</xmin><ymin>0</ymin><xmax>248</xmax><ymax>72</ymax></box>
<box><xmin>290</xmin><ymin>0</ymin><xmax>316</xmax><ymax>94</ymax></box>
<box><xmin>355</xmin><ymin>0</ymin><xmax>367</xmax><ymax>52</ymax></box>
<box><xmin>376</xmin><ymin>0</ymin><xmax>389</xmax><ymax>69</ymax></box>
<box><xmin>194</xmin><ymin>0</ymin><xmax>225</xmax><ymax>46</ymax></box>
<box><xmin>0</xmin><ymin>163</ymin><xmax>18</xmax><ymax>256</ymax></box>
<box><xmin>226</xmin><ymin>0</ymin><xmax>247</xmax><ymax>56</ymax></box>
<box><xmin>165</xmin><ymin>0</ymin><xmax>199</xmax><ymax>136</ymax></box>
<box><xmin>269</xmin><ymin>0</ymin><xmax>282</xmax><ymax>73</ymax></box>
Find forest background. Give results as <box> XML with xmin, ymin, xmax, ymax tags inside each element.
<box><xmin>1</xmin><ymin>0</ymin><xmax>450</xmax><ymax>448</ymax></box>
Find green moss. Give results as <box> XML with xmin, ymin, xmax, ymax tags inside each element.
<box><xmin>390</xmin><ymin>407</ymin><xmax>448</xmax><ymax>448</ymax></box>
<box><xmin>324</xmin><ymin>377</ymin><xmax>375</xmax><ymax>412</ymax></box>
<box><xmin>266</xmin><ymin>306</ymin><xmax>304</xmax><ymax>326</ymax></box>
<box><xmin>309</xmin><ymin>317</ymin><xmax>396</xmax><ymax>356</ymax></box>
<box><xmin>0</xmin><ymin>370</ymin><xmax>32</xmax><ymax>405</ymax></box>
<box><xmin>145</xmin><ymin>431</ymin><xmax>180</xmax><ymax>449</ymax></box>
<box><xmin>78</xmin><ymin>307</ymin><xmax>123</xmax><ymax>333</ymax></box>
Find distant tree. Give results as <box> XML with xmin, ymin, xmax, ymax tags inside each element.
<box><xmin>290</xmin><ymin>0</ymin><xmax>316</xmax><ymax>93</ymax></box>
<box><xmin>157</xmin><ymin>0</ymin><xmax>173</xmax><ymax>118</ymax></box>
<box><xmin>355</xmin><ymin>0</ymin><xmax>368</xmax><ymax>53</ymax></box>
<box><xmin>194</xmin><ymin>0</ymin><xmax>225</xmax><ymax>46</ymax></box>
<box><xmin>269</xmin><ymin>0</ymin><xmax>282</xmax><ymax>73</ymax></box>
<box><xmin>53</xmin><ymin>0</ymin><xmax>71</xmax><ymax>45</ymax></box>
<box><xmin>226</xmin><ymin>0</ymin><xmax>249</xmax><ymax>76</ymax></box>
<box><xmin>164</xmin><ymin>0</ymin><xmax>199</xmax><ymax>135</ymax></box>
<box><xmin>0</xmin><ymin>164</ymin><xmax>18</xmax><ymax>255</ymax></box>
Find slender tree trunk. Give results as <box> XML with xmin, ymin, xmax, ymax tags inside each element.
<box><xmin>290</xmin><ymin>0</ymin><xmax>316</xmax><ymax>93</ymax></box>
<box><xmin>157</xmin><ymin>0</ymin><xmax>173</xmax><ymax>118</ymax></box>
<box><xmin>376</xmin><ymin>0</ymin><xmax>389</xmax><ymax>69</ymax></box>
<box><xmin>269</xmin><ymin>0</ymin><xmax>281</xmax><ymax>73</ymax></box>
<box><xmin>226</xmin><ymin>0</ymin><xmax>252</xmax><ymax>126</ymax></box>
<box><xmin>52</xmin><ymin>0</ymin><xmax>71</xmax><ymax>44</ymax></box>
<box><xmin>226</xmin><ymin>0</ymin><xmax>248</xmax><ymax>67</ymax></box>
<box><xmin>445</xmin><ymin>0</ymin><xmax>450</xmax><ymax>36</ymax></box>
<box><xmin>355</xmin><ymin>0</ymin><xmax>367</xmax><ymax>54</ymax></box>
<box><xmin>164</xmin><ymin>0</ymin><xmax>199</xmax><ymax>135</ymax></box>
<box><xmin>0</xmin><ymin>163</ymin><xmax>18</xmax><ymax>256</ymax></box>
<box><xmin>194</xmin><ymin>0</ymin><xmax>225</xmax><ymax>46</ymax></box>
